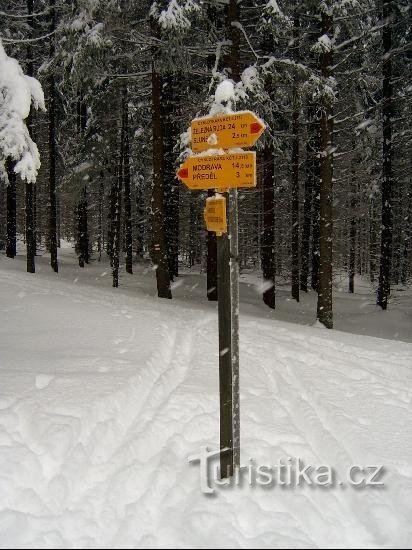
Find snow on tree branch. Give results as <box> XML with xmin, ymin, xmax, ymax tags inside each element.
<box><xmin>150</xmin><ymin>0</ymin><xmax>200</xmax><ymax>31</ymax></box>
<box><xmin>313</xmin><ymin>34</ymin><xmax>334</xmax><ymax>54</ymax></box>
<box><xmin>0</xmin><ymin>39</ymin><xmax>45</xmax><ymax>184</ymax></box>
<box><xmin>263</xmin><ymin>0</ymin><xmax>291</xmax><ymax>26</ymax></box>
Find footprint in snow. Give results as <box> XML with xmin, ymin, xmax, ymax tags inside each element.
<box><xmin>0</xmin><ymin>396</ymin><xmax>16</xmax><ymax>410</ymax></box>
<box><xmin>35</xmin><ymin>374</ymin><xmax>54</xmax><ymax>390</ymax></box>
<box><xmin>98</xmin><ymin>365</ymin><xmax>110</xmax><ymax>373</ymax></box>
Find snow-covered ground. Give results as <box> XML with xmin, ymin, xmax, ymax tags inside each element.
<box><xmin>0</xmin><ymin>249</ymin><xmax>411</xmax><ymax>548</ymax></box>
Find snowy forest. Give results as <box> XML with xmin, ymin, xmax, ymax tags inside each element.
<box><xmin>0</xmin><ymin>0</ymin><xmax>410</xmax><ymax>329</ymax></box>
<box><xmin>0</xmin><ymin>1</ymin><xmax>412</xmax><ymax>548</ymax></box>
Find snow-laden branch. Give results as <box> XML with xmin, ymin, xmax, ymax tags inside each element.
<box><xmin>0</xmin><ymin>40</ymin><xmax>46</xmax><ymax>184</ymax></box>
<box><xmin>150</xmin><ymin>0</ymin><xmax>200</xmax><ymax>31</ymax></box>
<box><xmin>0</xmin><ymin>9</ymin><xmax>52</xmax><ymax>19</ymax></box>
<box><xmin>0</xmin><ymin>30</ymin><xmax>57</xmax><ymax>45</ymax></box>
<box><xmin>231</xmin><ymin>21</ymin><xmax>259</xmax><ymax>61</ymax></box>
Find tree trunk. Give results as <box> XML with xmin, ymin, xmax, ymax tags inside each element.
<box><xmin>135</xmin><ymin>181</ymin><xmax>145</xmax><ymax>260</ymax></box>
<box><xmin>163</xmin><ymin>73</ymin><xmax>180</xmax><ymax>281</ymax></box>
<box><xmin>401</xmin><ymin>188</ymin><xmax>411</xmax><ymax>285</ymax></box>
<box><xmin>77</xmin><ymin>187</ymin><xmax>89</xmax><ymax>268</ymax></box>
<box><xmin>188</xmin><ymin>197</ymin><xmax>197</xmax><ymax>268</ymax></box>
<box><xmin>311</xmin><ymin>122</ymin><xmax>321</xmax><ymax>293</ymax></box>
<box><xmin>6</xmin><ymin>159</ymin><xmax>17</xmax><ymax>259</ymax></box>
<box><xmin>348</xmin><ymin>189</ymin><xmax>357</xmax><ymax>294</ymax></box>
<box><xmin>291</xmin><ymin>12</ymin><xmax>300</xmax><ymax>302</ymax></box>
<box><xmin>301</xmin><ymin>106</ymin><xmax>316</xmax><ymax>292</ymax></box>
<box><xmin>261</xmin><ymin>145</ymin><xmax>276</xmax><ymax>309</ymax></box>
<box><xmin>97</xmin><ymin>171</ymin><xmax>104</xmax><ymax>261</ymax></box>
<box><xmin>150</xmin><ymin>17</ymin><xmax>172</xmax><ymax>299</ymax></box>
<box><xmin>291</xmin><ymin>91</ymin><xmax>300</xmax><ymax>302</ymax></box>
<box><xmin>317</xmin><ymin>11</ymin><xmax>334</xmax><ymax>329</ymax></box>
<box><xmin>349</xmin><ymin>156</ymin><xmax>357</xmax><ymax>293</ymax></box>
<box><xmin>48</xmin><ymin>0</ymin><xmax>58</xmax><ymax>273</ymax></box>
<box><xmin>112</xmin><ymin>108</ymin><xmax>124</xmax><ymax>288</ymax></box>
<box><xmin>107</xmin><ymin>165</ymin><xmax>116</xmax><ymax>265</ymax></box>
<box><xmin>377</xmin><ymin>0</ymin><xmax>393</xmax><ymax>309</ymax></box>
<box><xmin>205</xmin><ymin>3</ymin><xmax>223</xmax><ymax>302</ymax></box>
<box><xmin>122</xmin><ymin>87</ymin><xmax>133</xmax><ymax>275</ymax></box>
<box><xmin>25</xmin><ymin>0</ymin><xmax>35</xmax><ymax>273</ymax></box>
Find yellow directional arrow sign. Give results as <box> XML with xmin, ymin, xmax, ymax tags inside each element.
<box><xmin>176</xmin><ymin>152</ymin><xmax>256</xmax><ymax>191</ymax></box>
<box><xmin>191</xmin><ymin>111</ymin><xmax>265</xmax><ymax>153</ymax></box>
<box><xmin>204</xmin><ymin>195</ymin><xmax>227</xmax><ymax>234</ymax></box>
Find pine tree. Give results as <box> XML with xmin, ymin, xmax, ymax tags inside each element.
<box><xmin>6</xmin><ymin>159</ymin><xmax>17</xmax><ymax>259</ymax></box>
<box><xmin>150</xmin><ymin>3</ymin><xmax>172</xmax><ymax>299</ymax></box>
<box><xmin>377</xmin><ymin>0</ymin><xmax>394</xmax><ymax>310</ymax></box>
<box><xmin>25</xmin><ymin>0</ymin><xmax>36</xmax><ymax>273</ymax></box>
<box><xmin>317</xmin><ymin>7</ymin><xmax>334</xmax><ymax>329</ymax></box>
<box><xmin>48</xmin><ymin>0</ymin><xmax>59</xmax><ymax>273</ymax></box>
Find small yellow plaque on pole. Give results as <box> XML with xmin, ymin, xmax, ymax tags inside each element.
<box><xmin>204</xmin><ymin>195</ymin><xmax>227</xmax><ymax>234</ymax></box>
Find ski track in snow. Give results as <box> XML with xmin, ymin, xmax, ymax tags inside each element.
<box><xmin>0</xmin><ymin>256</ymin><xmax>411</xmax><ymax>548</ymax></box>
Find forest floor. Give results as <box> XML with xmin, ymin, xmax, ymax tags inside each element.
<box><xmin>0</xmin><ymin>247</ymin><xmax>411</xmax><ymax>548</ymax></box>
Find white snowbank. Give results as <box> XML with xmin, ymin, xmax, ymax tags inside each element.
<box><xmin>0</xmin><ymin>253</ymin><xmax>411</xmax><ymax>548</ymax></box>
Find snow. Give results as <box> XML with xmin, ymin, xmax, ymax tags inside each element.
<box><xmin>214</xmin><ymin>79</ymin><xmax>236</xmax><ymax>107</ymax></box>
<box><xmin>0</xmin><ymin>249</ymin><xmax>411</xmax><ymax>548</ymax></box>
<box><xmin>356</xmin><ymin>119</ymin><xmax>373</xmax><ymax>132</ymax></box>
<box><xmin>240</xmin><ymin>65</ymin><xmax>259</xmax><ymax>93</ymax></box>
<box><xmin>153</xmin><ymin>0</ymin><xmax>198</xmax><ymax>31</ymax></box>
<box><xmin>263</xmin><ymin>0</ymin><xmax>290</xmax><ymax>25</ymax></box>
<box><xmin>266</xmin><ymin>0</ymin><xmax>282</xmax><ymax>16</ymax></box>
<box><xmin>209</xmin><ymin>71</ymin><xmax>264</xmax><ymax>117</ymax></box>
<box><xmin>0</xmin><ymin>40</ymin><xmax>45</xmax><ymax>184</ymax></box>
<box><xmin>313</xmin><ymin>34</ymin><xmax>334</xmax><ymax>54</ymax></box>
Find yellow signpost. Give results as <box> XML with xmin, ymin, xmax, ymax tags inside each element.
<box><xmin>191</xmin><ymin>111</ymin><xmax>265</xmax><ymax>153</ymax></box>
<box><xmin>204</xmin><ymin>195</ymin><xmax>227</xmax><ymax>234</ymax></box>
<box><xmin>176</xmin><ymin>152</ymin><xmax>256</xmax><ymax>191</ymax></box>
<box><xmin>176</xmin><ymin>110</ymin><xmax>265</xmax><ymax>479</ymax></box>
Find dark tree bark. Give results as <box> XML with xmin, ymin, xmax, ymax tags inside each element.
<box><xmin>6</xmin><ymin>159</ymin><xmax>17</xmax><ymax>259</ymax></box>
<box><xmin>401</xmin><ymin>188</ymin><xmax>411</xmax><ymax>285</ymax></box>
<box><xmin>122</xmin><ymin>87</ymin><xmax>133</xmax><ymax>275</ymax></box>
<box><xmin>135</xmin><ymin>181</ymin><xmax>145</xmax><ymax>260</ymax></box>
<box><xmin>377</xmin><ymin>0</ymin><xmax>394</xmax><ymax>310</ymax></box>
<box><xmin>291</xmin><ymin>100</ymin><xmax>300</xmax><ymax>302</ymax></box>
<box><xmin>311</xmin><ymin>122</ymin><xmax>321</xmax><ymax>293</ymax></box>
<box><xmin>25</xmin><ymin>0</ymin><xmax>35</xmax><ymax>273</ymax></box>
<box><xmin>349</xmin><ymin>150</ymin><xmax>357</xmax><ymax>293</ymax></box>
<box><xmin>205</xmin><ymin>3</ymin><xmax>223</xmax><ymax>302</ymax></box>
<box><xmin>76</xmin><ymin>187</ymin><xmax>89</xmax><ymax>268</ymax></box>
<box><xmin>107</xmin><ymin>166</ymin><xmax>116</xmax><ymax>264</ymax></box>
<box><xmin>291</xmin><ymin>12</ymin><xmax>300</xmax><ymax>302</ymax></box>
<box><xmin>97</xmin><ymin>171</ymin><xmax>104</xmax><ymax>262</ymax></box>
<box><xmin>348</xmin><ymin>188</ymin><xmax>357</xmax><ymax>294</ymax></box>
<box><xmin>26</xmin><ymin>181</ymin><xmax>35</xmax><ymax>271</ymax></box>
<box><xmin>48</xmin><ymin>0</ymin><xmax>58</xmax><ymax>273</ymax></box>
<box><xmin>261</xmin><ymin>145</ymin><xmax>276</xmax><ymax>309</ymax></box>
<box><xmin>188</xmin><ymin>197</ymin><xmax>197</xmax><ymax>268</ymax></box>
<box><xmin>112</xmin><ymin>109</ymin><xmax>124</xmax><ymax>288</ymax></box>
<box><xmin>76</xmin><ymin>95</ymin><xmax>87</xmax><ymax>134</ymax></box>
<box><xmin>150</xmin><ymin>16</ymin><xmax>172</xmax><ymax>299</ymax></box>
<box><xmin>163</xmin><ymin>73</ymin><xmax>179</xmax><ymax>281</ymax></box>
<box><xmin>317</xmin><ymin>11</ymin><xmax>334</xmax><ymax>329</ymax></box>
<box><xmin>301</xmin><ymin>106</ymin><xmax>316</xmax><ymax>292</ymax></box>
